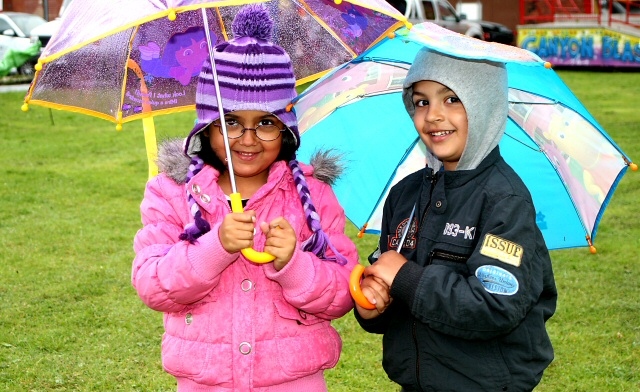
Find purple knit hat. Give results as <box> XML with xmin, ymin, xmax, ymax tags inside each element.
<box><xmin>184</xmin><ymin>4</ymin><xmax>299</xmax><ymax>157</ymax></box>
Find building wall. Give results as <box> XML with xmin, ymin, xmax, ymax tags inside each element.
<box><xmin>457</xmin><ymin>0</ymin><xmax>591</xmax><ymax>33</ymax></box>
<box><xmin>3</xmin><ymin>0</ymin><xmax>64</xmax><ymax>21</ymax></box>
<box><xmin>457</xmin><ymin>0</ymin><xmax>520</xmax><ymax>32</ymax></box>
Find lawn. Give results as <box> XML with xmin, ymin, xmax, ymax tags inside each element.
<box><xmin>1</xmin><ymin>70</ymin><xmax>639</xmax><ymax>391</ymax></box>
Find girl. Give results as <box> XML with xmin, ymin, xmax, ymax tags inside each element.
<box><xmin>132</xmin><ymin>5</ymin><xmax>359</xmax><ymax>391</ymax></box>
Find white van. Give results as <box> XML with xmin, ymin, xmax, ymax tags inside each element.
<box><xmin>30</xmin><ymin>0</ymin><xmax>73</xmax><ymax>48</ymax></box>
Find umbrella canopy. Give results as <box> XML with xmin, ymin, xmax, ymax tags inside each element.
<box><xmin>293</xmin><ymin>22</ymin><xmax>637</xmax><ymax>251</ymax></box>
<box><xmin>21</xmin><ymin>0</ymin><xmax>406</xmax><ymax>180</ymax></box>
<box><xmin>23</xmin><ymin>0</ymin><xmax>406</xmax><ymax>126</ymax></box>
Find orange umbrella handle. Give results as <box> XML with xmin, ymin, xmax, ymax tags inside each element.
<box><xmin>230</xmin><ymin>193</ymin><xmax>276</xmax><ymax>264</ymax></box>
<box><xmin>350</xmin><ymin>264</ymin><xmax>376</xmax><ymax>310</ymax></box>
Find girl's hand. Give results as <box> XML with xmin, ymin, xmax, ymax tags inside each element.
<box><xmin>259</xmin><ymin>217</ymin><xmax>296</xmax><ymax>271</ymax></box>
<box><xmin>355</xmin><ymin>276</ymin><xmax>392</xmax><ymax>319</ymax></box>
<box><xmin>219</xmin><ymin>210</ymin><xmax>257</xmax><ymax>254</ymax></box>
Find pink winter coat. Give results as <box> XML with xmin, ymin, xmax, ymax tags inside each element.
<box><xmin>132</xmin><ymin>142</ymin><xmax>359</xmax><ymax>391</ymax></box>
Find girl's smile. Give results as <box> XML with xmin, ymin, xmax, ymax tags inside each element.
<box><xmin>205</xmin><ymin>110</ymin><xmax>285</xmax><ymax>196</ymax></box>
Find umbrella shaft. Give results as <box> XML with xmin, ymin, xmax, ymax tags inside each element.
<box><xmin>201</xmin><ymin>8</ymin><xmax>237</xmax><ymax>194</ymax></box>
<box><xmin>397</xmin><ymin>204</ymin><xmax>416</xmax><ymax>253</ymax></box>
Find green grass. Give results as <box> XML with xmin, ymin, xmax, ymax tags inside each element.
<box><xmin>1</xmin><ymin>70</ymin><xmax>639</xmax><ymax>391</ymax></box>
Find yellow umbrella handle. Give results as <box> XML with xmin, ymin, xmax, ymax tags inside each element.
<box><xmin>350</xmin><ymin>264</ymin><xmax>376</xmax><ymax>310</ymax></box>
<box><xmin>229</xmin><ymin>193</ymin><xmax>276</xmax><ymax>264</ymax></box>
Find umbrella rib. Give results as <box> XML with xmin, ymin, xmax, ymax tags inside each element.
<box><xmin>502</xmin><ymin>131</ymin><xmax>542</xmax><ymax>153</ymax></box>
<box><xmin>212</xmin><ymin>7</ymin><xmax>229</xmax><ymax>42</ymax></box>
<box><xmin>293</xmin><ymin>0</ymin><xmax>358</xmax><ymax>58</ymax></box>
<box><xmin>355</xmin><ymin>57</ymin><xmax>411</xmax><ymax>68</ymax></box>
<box><xmin>118</xmin><ymin>25</ymin><xmax>140</xmax><ymax>125</ymax></box>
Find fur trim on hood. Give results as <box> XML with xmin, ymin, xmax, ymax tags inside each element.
<box><xmin>156</xmin><ymin>138</ymin><xmax>343</xmax><ymax>185</ymax></box>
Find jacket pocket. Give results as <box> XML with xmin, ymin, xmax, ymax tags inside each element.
<box><xmin>273</xmin><ymin>299</ymin><xmax>324</xmax><ymax>326</ymax></box>
<box><xmin>161</xmin><ymin>333</ymin><xmax>233</xmax><ymax>385</ymax></box>
<box><xmin>417</xmin><ymin>331</ymin><xmax>511</xmax><ymax>390</ymax></box>
<box><xmin>271</xmin><ymin>299</ymin><xmax>341</xmax><ymax>377</ymax></box>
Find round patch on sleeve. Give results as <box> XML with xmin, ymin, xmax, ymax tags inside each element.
<box><xmin>475</xmin><ymin>265</ymin><xmax>519</xmax><ymax>295</ymax></box>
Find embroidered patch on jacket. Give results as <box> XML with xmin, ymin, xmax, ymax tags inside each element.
<box><xmin>443</xmin><ymin>222</ymin><xmax>476</xmax><ymax>240</ymax></box>
<box><xmin>475</xmin><ymin>265</ymin><xmax>519</xmax><ymax>295</ymax></box>
<box><xmin>480</xmin><ymin>234</ymin><xmax>523</xmax><ymax>267</ymax></box>
<box><xmin>388</xmin><ymin>216</ymin><xmax>417</xmax><ymax>250</ymax></box>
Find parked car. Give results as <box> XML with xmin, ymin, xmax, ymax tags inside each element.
<box><xmin>30</xmin><ymin>0</ymin><xmax>74</xmax><ymax>48</ymax></box>
<box><xmin>0</xmin><ymin>11</ymin><xmax>47</xmax><ymax>76</ymax></box>
<box><xmin>402</xmin><ymin>0</ymin><xmax>483</xmax><ymax>39</ymax></box>
<box><xmin>390</xmin><ymin>0</ymin><xmax>514</xmax><ymax>44</ymax></box>
<box><xmin>476</xmin><ymin>20</ymin><xmax>514</xmax><ymax>45</ymax></box>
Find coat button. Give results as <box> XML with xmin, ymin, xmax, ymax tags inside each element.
<box><xmin>241</xmin><ymin>279</ymin><xmax>253</xmax><ymax>292</ymax></box>
<box><xmin>185</xmin><ymin>313</ymin><xmax>193</xmax><ymax>325</ymax></box>
<box><xmin>200</xmin><ymin>194</ymin><xmax>211</xmax><ymax>203</ymax></box>
<box><xmin>191</xmin><ymin>184</ymin><xmax>201</xmax><ymax>195</ymax></box>
<box><xmin>239</xmin><ymin>342</ymin><xmax>252</xmax><ymax>355</ymax></box>
<box><xmin>435</xmin><ymin>201</ymin><xmax>442</xmax><ymax>208</ymax></box>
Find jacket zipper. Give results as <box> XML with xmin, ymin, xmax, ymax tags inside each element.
<box><xmin>413</xmin><ymin>173</ymin><xmax>437</xmax><ymax>392</ymax></box>
<box><xmin>419</xmin><ymin>173</ymin><xmax>437</xmax><ymax>228</ymax></box>
<box><xmin>429</xmin><ymin>250</ymin><xmax>468</xmax><ymax>263</ymax></box>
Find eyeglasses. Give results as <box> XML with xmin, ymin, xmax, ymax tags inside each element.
<box><xmin>212</xmin><ymin>119</ymin><xmax>285</xmax><ymax>142</ymax></box>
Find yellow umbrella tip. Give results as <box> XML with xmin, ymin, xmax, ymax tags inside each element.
<box><xmin>544</xmin><ymin>62</ymin><xmax>552</xmax><ymax>69</ymax></box>
<box><xmin>586</xmin><ymin>236</ymin><xmax>596</xmax><ymax>254</ymax></box>
<box><xmin>357</xmin><ymin>223</ymin><xmax>368</xmax><ymax>238</ymax></box>
<box><xmin>334</xmin><ymin>0</ymin><xmax>343</xmax><ymax>4</ymax></box>
<box><xmin>630</xmin><ymin>162</ymin><xmax>638</xmax><ymax>171</ymax></box>
<box><xmin>35</xmin><ymin>62</ymin><xmax>43</xmax><ymax>71</ymax></box>
<box><xmin>21</xmin><ymin>103</ymin><xmax>29</xmax><ymax>112</ymax></box>
<box><xmin>116</xmin><ymin>124</ymin><xmax>123</xmax><ymax>131</ymax></box>
<box><xmin>168</xmin><ymin>10</ymin><xmax>177</xmax><ymax>21</ymax></box>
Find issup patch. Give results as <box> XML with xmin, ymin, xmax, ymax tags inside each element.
<box><xmin>480</xmin><ymin>234</ymin><xmax>523</xmax><ymax>267</ymax></box>
<box><xmin>475</xmin><ymin>265</ymin><xmax>519</xmax><ymax>295</ymax></box>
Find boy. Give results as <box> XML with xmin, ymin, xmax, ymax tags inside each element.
<box><xmin>354</xmin><ymin>48</ymin><xmax>558</xmax><ymax>391</ymax></box>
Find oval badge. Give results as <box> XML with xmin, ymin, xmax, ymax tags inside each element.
<box><xmin>475</xmin><ymin>265</ymin><xmax>519</xmax><ymax>296</ymax></box>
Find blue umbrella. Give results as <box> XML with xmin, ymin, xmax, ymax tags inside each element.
<box><xmin>293</xmin><ymin>22</ymin><xmax>637</xmax><ymax>252</ymax></box>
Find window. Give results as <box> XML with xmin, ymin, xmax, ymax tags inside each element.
<box><xmin>438</xmin><ymin>1</ymin><xmax>458</xmax><ymax>21</ymax></box>
<box><xmin>422</xmin><ymin>1</ymin><xmax>436</xmax><ymax>19</ymax></box>
<box><xmin>0</xmin><ymin>17</ymin><xmax>13</xmax><ymax>34</ymax></box>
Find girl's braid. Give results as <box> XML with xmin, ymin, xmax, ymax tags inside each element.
<box><xmin>179</xmin><ymin>156</ymin><xmax>211</xmax><ymax>243</ymax></box>
<box><xmin>288</xmin><ymin>159</ymin><xmax>347</xmax><ymax>265</ymax></box>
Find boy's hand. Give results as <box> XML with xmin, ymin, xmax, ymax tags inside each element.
<box><xmin>219</xmin><ymin>210</ymin><xmax>257</xmax><ymax>253</ymax></box>
<box><xmin>356</xmin><ymin>276</ymin><xmax>392</xmax><ymax>319</ymax></box>
<box><xmin>259</xmin><ymin>217</ymin><xmax>296</xmax><ymax>271</ymax></box>
<box><xmin>365</xmin><ymin>250</ymin><xmax>407</xmax><ymax>287</ymax></box>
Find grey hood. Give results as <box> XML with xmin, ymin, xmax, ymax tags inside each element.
<box><xmin>402</xmin><ymin>48</ymin><xmax>508</xmax><ymax>171</ymax></box>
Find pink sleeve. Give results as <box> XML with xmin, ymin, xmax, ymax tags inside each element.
<box><xmin>264</xmin><ymin>180</ymin><xmax>359</xmax><ymax>320</ymax></box>
<box><xmin>131</xmin><ymin>175</ymin><xmax>237</xmax><ymax>312</ymax></box>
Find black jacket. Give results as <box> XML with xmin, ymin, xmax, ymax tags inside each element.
<box><xmin>356</xmin><ymin>148</ymin><xmax>557</xmax><ymax>392</ymax></box>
